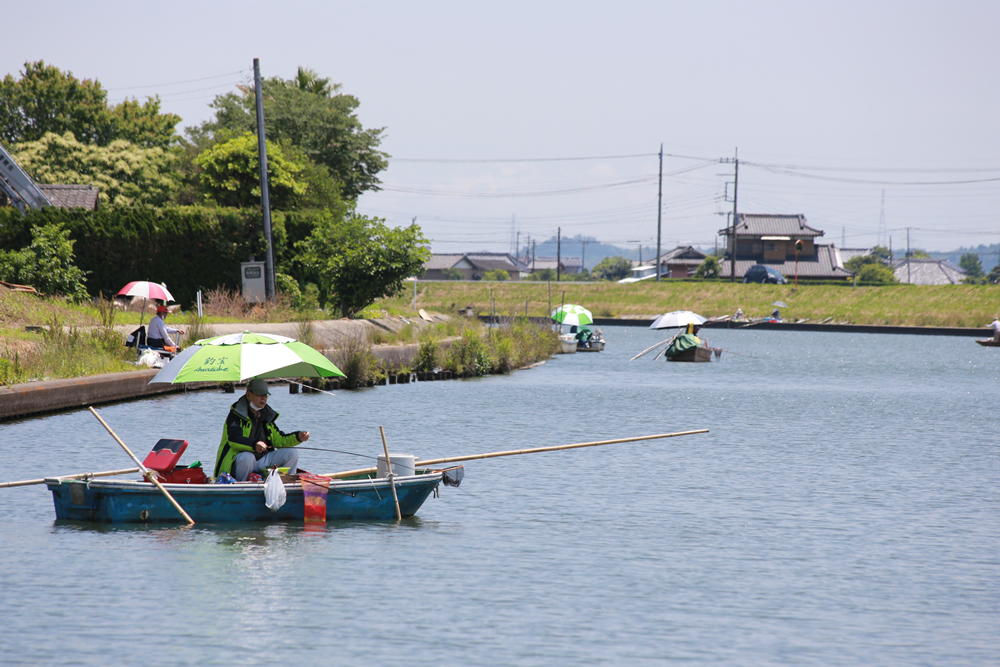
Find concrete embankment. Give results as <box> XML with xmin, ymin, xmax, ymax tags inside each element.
<box><xmin>0</xmin><ymin>370</ymin><xmax>216</xmax><ymax>421</ymax></box>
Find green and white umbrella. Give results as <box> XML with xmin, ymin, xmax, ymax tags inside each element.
<box><xmin>551</xmin><ymin>304</ymin><xmax>594</xmax><ymax>327</ymax></box>
<box><xmin>149</xmin><ymin>331</ymin><xmax>345</xmax><ymax>384</ymax></box>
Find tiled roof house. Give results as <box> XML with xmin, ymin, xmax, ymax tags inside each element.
<box><xmin>717</xmin><ymin>213</ymin><xmax>854</xmax><ymax>281</ymax></box>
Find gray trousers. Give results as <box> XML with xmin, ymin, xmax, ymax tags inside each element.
<box><xmin>232</xmin><ymin>448</ymin><xmax>299</xmax><ymax>481</ymax></box>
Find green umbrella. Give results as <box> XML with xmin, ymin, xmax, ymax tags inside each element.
<box><xmin>149</xmin><ymin>331</ymin><xmax>345</xmax><ymax>384</ymax></box>
<box><xmin>551</xmin><ymin>304</ymin><xmax>594</xmax><ymax>327</ymax></box>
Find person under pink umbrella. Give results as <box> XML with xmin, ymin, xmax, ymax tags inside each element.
<box><xmin>147</xmin><ymin>305</ymin><xmax>184</xmax><ymax>350</ymax></box>
<box><xmin>117</xmin><ymin>281</ymin><xmax>175</xmax><ymax>326</ymax></box>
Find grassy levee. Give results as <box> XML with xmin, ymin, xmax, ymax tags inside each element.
<box><xmin>383</xmin><ymin>281</ymin><xmax>1000</xmax><ymax>328</ymax></box>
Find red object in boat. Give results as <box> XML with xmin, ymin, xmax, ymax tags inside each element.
<box><xmin>142</xmin><ymin>439</ymin><xmax>188</xmax><ymax>472</ymax></box>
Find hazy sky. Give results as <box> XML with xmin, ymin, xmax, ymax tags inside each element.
<box><xmin>7</xmin><ymin>1</ymin><xmax>999</xmax><ymax>257</ymax></box>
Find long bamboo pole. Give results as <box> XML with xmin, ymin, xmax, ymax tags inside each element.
<box><xmin>629</xmin><ymin>337</ymin><xmax>673</xmax><ymax>361</ymax></box>
<box><xmin>1</xmin><ymin>467</ymin><xmax>140</xmax><ymax>489</ymax></box>
<box><xmin>89</xmin><ymin>407</ymin><xmax>195</xmax><ymax>525</ymax></box>
<box><xmin>379</xmin><ymin>426</ymin><xmax>402</xmax><ymax>521</ymax></box>
<box><xmin>323</xmin><ymin>429</ymin><xmax>709</xmax><ymax>480</ymax></box>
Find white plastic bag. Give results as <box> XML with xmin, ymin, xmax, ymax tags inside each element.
<box><xmin>264</xmin><ymin>468</ymin><xmax>286</xmax><ymax>512</ymax></box>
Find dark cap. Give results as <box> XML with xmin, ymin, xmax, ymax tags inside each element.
<box><xmin>248</xmin><ymin>378</ymin><xmax>270</xmax><ymax>395</ymax></box>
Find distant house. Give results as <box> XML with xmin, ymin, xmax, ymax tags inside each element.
<box><xmin>891</xmin><ymin>258</ymin><xmax>966</xmax><ymax>285</ymax></box>
<box><xmin>528</xmin><ymin>256</ymin><xmax>584</xmax><ymax>275</ymax></box>
<box><xmin>421</xmin><ymin>252</ymin><xmax>528</xmax><ymax>281</ymax></box>
<box><xmin>37</xmin><ymin>184</ymin><xmax>100</xmax><ymax>210</ymax></box>
<box><xmin>717</xmin><ymin>213</ymin><xmax>854</xmax><ymax>281</ymax></box>
<box><xmin>655</xmin><ymin>245</ymin><xmax>707</xmax><ymax>278</ymax></box>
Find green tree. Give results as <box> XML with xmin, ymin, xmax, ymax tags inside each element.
<box><xmin>13</xmin><ymin>131</ymin><xmax>177</xmax><ymax>206</ymax></box>
<box><xmin>195</xmin><ymin>68</ymin><xmax>387</xmax><ymax>200</ymax></box>
<box><xmin>482</xmin><ymin>269</ymin><xmax>509</xmax><ymax>281</ymax></box>
<box><xmin>0</xmin><ymin>61</ymin><xmax>179</xmax><ymax>148</ymax></box>
<box><xmin>592</xmin><ymin>256</ymin><xmax>633</xmax><ymax>281</ymax></box>
<box><xmin>299</xmin><ymin>212</ymin><xmax>430</xmax><ymax>317</ymax></box>
<box><xmin>441</xmin><ymin>267</ymin><xmax>463</xmax><ymax>280</ymax></box>
<box><xmin>987</xmin><ymin>263</ymin><xmax>1000</xmax><ymax>285</ymax></box>
<box><xmin>960</xmin><ymin>253</ymin><xmax>985</xmax><ymax>284</ymax></box>
<box><xmin>694</xmin><ymin>255</ymin><xmax>721</xmax><ymax>279</ymax></box>
<box><xmin>0</xmin><ymin>222</ymin><xmax>88</xmax><ymax>300</ymax></box>
<box><xmin>194</xmin><ymin>133</ymin><xmax>306</xmax><ymax>208</ymax></box>
<box><xmin>845</xmin><ymin>246</ymin><xmax>892</xmax><ymax>273</ymax></box>
<box><xmin>908</xmin><ymin>249</ymin><xmax>931</xmax><ymax>259</ymax></box>
<box><xmin>856</xmin><ymin>263</ymin><xmax>897</xmax><ymax>284</ymax></box>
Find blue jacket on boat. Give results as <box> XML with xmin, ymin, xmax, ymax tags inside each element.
<box><xmin>214</xmin><ymin>395</ymin><xmax>301</xmax><ymax>478</ymax></box>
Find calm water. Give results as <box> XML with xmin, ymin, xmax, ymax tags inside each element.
<box><xmin>0</xmin><ymin>326</ymin><xmax>997</xmax><ymax>665</ymax></box>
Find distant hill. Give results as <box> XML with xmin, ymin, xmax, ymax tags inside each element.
<box><xmin>927</xmin><ymin>243</ymin><xmax>999</xmax><ymax>272</ymax></box>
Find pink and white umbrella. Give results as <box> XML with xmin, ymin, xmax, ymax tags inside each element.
<box><xmin>117</xmin><ymin>281</ymin><xmax>175</xmax><ymax>325</ymax></box>
<box><xmin>118</xmin><ymin>281</ymin><xmax>174</xmax><ymax>302</ymax></box>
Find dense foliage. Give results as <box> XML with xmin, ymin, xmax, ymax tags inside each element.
<box><xmin>0</xmin><ymin>222</ymin><xmax>89</xmax><ymax>301</ymax></box>
<box><xmin>0</xmin><ymin>61</ymin><xmax>179</xmax><ymax>148</ymax></box>
<box><xmin>193</xmin><ymin>67</ymin><xmax>387</xmax><ymax>201</ymax></box>
<box><xmin>694</xmin><ymin>256</ymin><xmax>721</xmax><ymax>279</ymax></box>
<box><xmin>194</xmin><ymin>133</ymin><xmax>305</xmax><ymax>208</ymax></box>
<box><xmin>592</xmin><ymin>255</ymin><xmax>633</xmax><ymax>281</ymax></box>
<box><xmin>298</xmin><ymin>213</ymin><xmax>430</xmax><ymax>317</ymax></box>
<box><xmin>13</xmin><ymin>131</ymin><xmax>177</xmax><ymax>206</ymax></box>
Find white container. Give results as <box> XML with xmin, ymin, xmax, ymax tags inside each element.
<box><xmin>376</xmin><ymin>454</ymin><xmax>416</xmax><ymax>479</ymax></box>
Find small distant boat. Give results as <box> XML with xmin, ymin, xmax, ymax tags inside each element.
<box><xmin>667</xmin><ymin>344</ymin><xmax>717</xmax><ymax>363</ymax></box>
<box><xmin>975</xmin><ymin>338</ymin><xmax>1000</xmax><ymax>347</ymax></box>
<box><xmin>558</xmin><ymin>334</ymin><xmax>578</xmax><ymax>354</ymax></box>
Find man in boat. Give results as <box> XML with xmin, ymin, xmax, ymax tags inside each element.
<box><xmin>147</xmin><ymin>305</ymin><xmax>184</xmax><ymax>349</ymax></box>
<box><xmin>989</xmin><ymin>316</ymin><xmax>1000</xmax><ymax>341</ymax></box>
<box><xmin>214</xmin><ymin>378</ymin><xmax>310</xmax><ymax>481</ymax></box>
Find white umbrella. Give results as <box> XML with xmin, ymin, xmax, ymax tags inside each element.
<box><xmin>649</xmin><ymin>311</ymin><xmax>706</xmax><ymax>329</ymax></box>
<box><xmin>771</xmin><ymin>301</ymin><xmax>789</xmax><ymax>308</ymax></box>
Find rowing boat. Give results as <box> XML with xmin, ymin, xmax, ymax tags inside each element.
<box><xmin>46</xmin><ymin>471</ymin><xmax>444</xmax><ymax>523</ymax></box>
<box><xmin>975</xmin><ymin>339</ymin><xmax>1000</xmax><ymax>347</ymax></box>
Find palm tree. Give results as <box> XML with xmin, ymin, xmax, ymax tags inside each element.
<box><xmin>293</xmin><ymin>67</ymin><xmax>340</xmax><ymax>97</ymax></box>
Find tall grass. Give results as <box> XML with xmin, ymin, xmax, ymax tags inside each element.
<box><xmin>375</xmin><ymin>281</ymin><xmax>1000</xmax><ymax>328</ymax></box>
<box><xmin>442</xmin><ymin>317</ymin><xmax>558</xmax><ymax>377</ymax></box>
<box><xmin>331</xmin><ymin>331</ymin><xmax>384</xmax><ymax>389</ymax></box>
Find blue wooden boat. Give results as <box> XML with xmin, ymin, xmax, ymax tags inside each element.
<box><xmin>45</xmin><ymin>471</ymin><xmax>444</xmax><ymax>524</ymax></box>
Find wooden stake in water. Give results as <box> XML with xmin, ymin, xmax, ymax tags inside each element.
<box><xmin>379</xmin><ymin>426</ymin><xmax>402</xmax><ymax>521</ymax></box>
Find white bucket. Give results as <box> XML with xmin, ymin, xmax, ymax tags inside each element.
<box><xmin>376</xmin><ymin>454</ymin><xmax>416</xmax><ymax>479</ymax></box>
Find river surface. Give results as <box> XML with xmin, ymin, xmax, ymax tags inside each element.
<box><xmin>0</xmin><ymin>326</ymin><xmax>997</xmax><ymax>665</ymax></box>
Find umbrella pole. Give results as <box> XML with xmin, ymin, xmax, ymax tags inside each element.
<box><xmin>88</xmin><ymin>407</ymin><xmax>195</xmax><ymax>525</ymax></box>
<box><xmin>379</xmin><ymin>426</ymin><xmax>402</xmax><ymax>521</ymax></box>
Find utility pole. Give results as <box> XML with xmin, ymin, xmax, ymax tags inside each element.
<box><xmin>731</xmin><ymin>149</ymin><xmax>738</xmax><ymax>282</ymax></box>
<box><xmin>556</xmin><ymin>227</ymin><xmax>562</xmax><ymax>282</ymax></box>
<box><xmin>906</xmin><ymin>227</ymin><xmax>911</xmax><ymax>284</ymax></box>
<box><xmin>253</xmin><ymin>58</ymin><xmax>276</xmax><ymax>301</ymax></box>
<box><xmin>656</xmin><ymin>143</ymin><xmax>663</xmax><ymax>282</ymax></box>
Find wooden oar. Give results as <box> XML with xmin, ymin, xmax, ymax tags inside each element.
<box><xmin>379</xmin><ymin>426</ymin><xmax>402</xmax><ymax>521</ymax></box>
<box><xmin>629</xmin><ymin>337</ymin><xmax>673</xmax><ymax>361</ymax></box>
<box><xmin>0</xmin><ymin>467</ymin><xmax>141</xmax><ymax>489</ymax></box>
<box><xmin>323</xmin><ymin>429</ymin><xmax>709</xmax><ymax>480</ymax></box>
<box><xmin>88</xmin><ymin>406</ymin><xmax>195</xmax><ymax>525</ymax></box>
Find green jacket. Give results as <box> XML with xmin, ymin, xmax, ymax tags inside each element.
<box><xmin>214</xmin><ymin>395</ymin><xmax>301</xmax><ymax>478</ymax></box>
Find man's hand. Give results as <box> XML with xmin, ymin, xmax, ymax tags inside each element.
<box><xmin>254</xmin><ymin>441</ymin><xmax>268</xmax><ymax>454</ymax></box>
<box><xmin>297</xmin><ymin>431</ymin><xmax>310</xmax><ymax>443</ymax></box>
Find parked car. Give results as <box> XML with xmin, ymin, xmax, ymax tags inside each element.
<box><xmin>742</xmin><ymin>265</ymin><xmax>787</xmax><ymax>284</ymax></box>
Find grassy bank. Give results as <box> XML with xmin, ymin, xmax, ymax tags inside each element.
<box><xmin>378</xmin><ymin>281</ymin><xmax>1000</xmax><ymax>328</ymax></box>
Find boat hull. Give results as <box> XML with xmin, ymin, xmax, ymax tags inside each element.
<box><xmin>667</xmin><ymin>345</ymin><xmax>714</xmax><ymax>362</ymax></box>
<box><xmin>46</xmin><ymin>472</ymin><xmax>442</xmax><ymax>524</ymax></box>
<box><xmin>577</xmin><ymin>340</ymin><xmax>605</xmax><ymax>352</ymax></box>
<box><xmin>975</xmin><ymin>339</ymin><xmax>1000</xmax><ymax>347</ymax></box>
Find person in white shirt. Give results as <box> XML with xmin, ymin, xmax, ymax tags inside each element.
<box><xmin>147</xmin><ymin>305</ymin><xmax>184</xmax><ymax>349</ymax></box>
<box><xmin>988</xmin><ymin>316</ymin><xmax>1000</xmax><ymax>341</ymax></box>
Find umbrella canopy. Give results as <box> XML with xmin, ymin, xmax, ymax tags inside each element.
<box><xmin>649</xmin><ymin>311</ymin><xmax>707</xmax><ymax>329</ymax></box>
<box><xmin>118</xmin><ymin>281</ymin><xmax>174</xmax><ymax>302</ymax></box>
<box><xmin>149</xmin><ymin>331</ymin><xmax>345</xmax><ymax>384</ymax></box>
<box><xmin>771</xmin><ymin>301</ymin><xmax>789</xmax><ymax>308</ymax></box>
<box><xmin>551</xmin><ymin>304</ymin><xmax>594</xmax><ymax>327</ymax></box>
